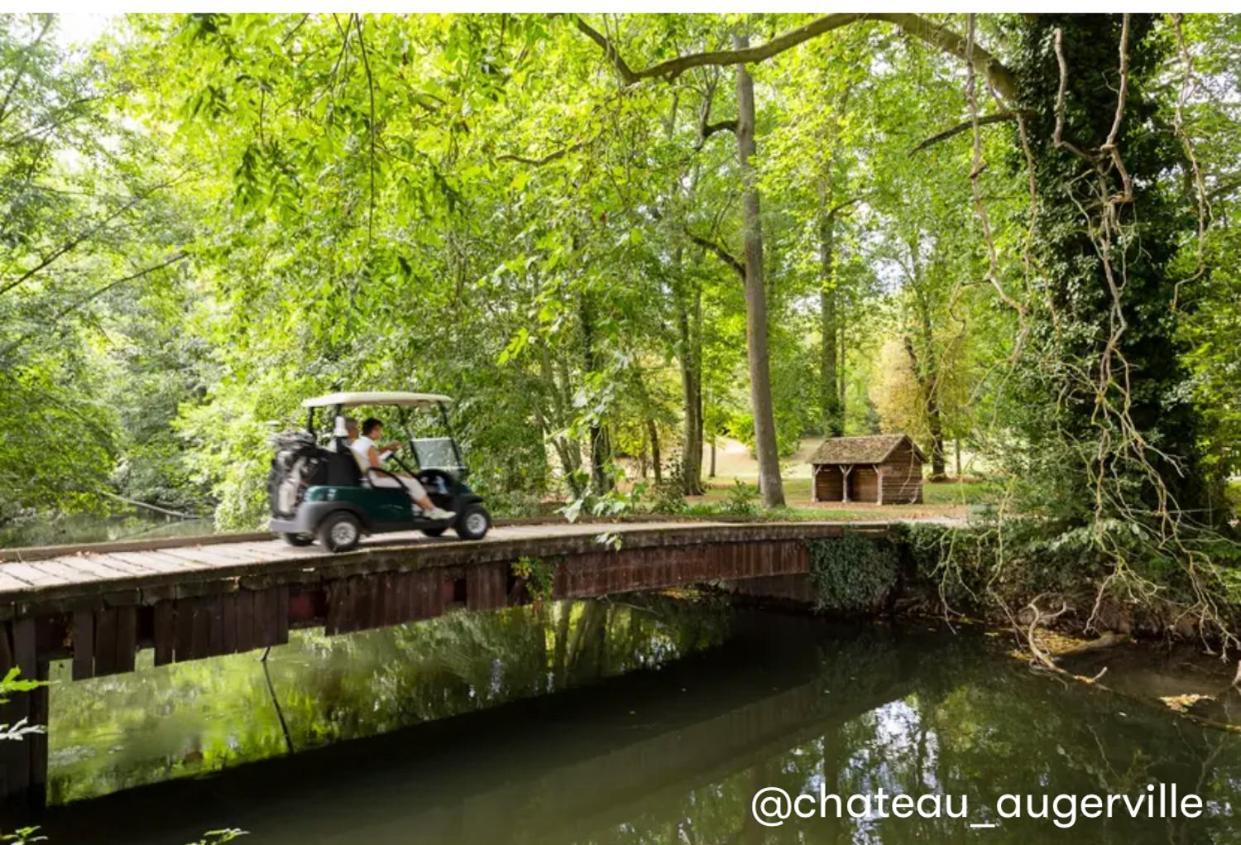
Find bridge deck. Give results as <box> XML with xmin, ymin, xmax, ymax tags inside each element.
<box><xmin>0</xmin><ymin>519</ymin><xmax>892</xmax><ymax>610</ymax></box>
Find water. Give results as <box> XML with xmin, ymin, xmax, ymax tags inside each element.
<box><xmin>31</xmin><ymin>598</ymin><xmax>1241</xmax><ymax>844</ymax></box>
<box><xmin>0</xmin><ymin>511</ymin><xmax>214</xmax><ymax>548</ymax></box>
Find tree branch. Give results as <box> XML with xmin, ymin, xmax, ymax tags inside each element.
<box><xmin>0</xmin><ymin>15</ymin><xmax>53</xmax><ymax>127</ymax></box>
<box><xmin>497</xmin><ymin>135</ymin><xmax>598</xmax><ymax>166</ymax></box>
<box><xmin>912</xmin><ymin>110</ymin><xmax>1019</xmax><ymax>153</ymax></box>
<box><xmin>694</xmin><ymin>74</ymin><xmax>737</xmax><ymax>150</ymax></box>
<box><xmin>574</xmin><ymin>13</ymin><xmax>1018</xmax><ymax>102</ymax></box>
<box><xmin>354</xmin><ymin>14</ymin><xmax>378</xmax><ymax>247</ymax></box>
<box><xmin>0</xmin><ymin>176</ymin><xmax>182</xmax><ymax>298</ymax></box>
<box><xmin>685</xmin><ymin>228</ymin><xmax>744</xmax><ymax>279</ymax></box>
<box><xmin>0</xmin><ymin>252</ymin><xmax>188</xmax><ymax>361</ymax></box>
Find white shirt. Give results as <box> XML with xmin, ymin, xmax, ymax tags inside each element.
<box><xmin>351</xmin><ymin>435</ymin><xmax>377</xmax><ymax>473</ymax></box>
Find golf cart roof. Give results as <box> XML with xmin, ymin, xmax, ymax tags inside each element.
<box><xmin>302</xmin><ymin>391</ymin><xmax>453</xmax><ymax>409</ymax></box>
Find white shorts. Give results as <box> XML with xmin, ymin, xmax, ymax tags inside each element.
<box><xmin>368</xmin><ymin>473</ymin><xmax>427</xmax><ymax>501</ymax></box>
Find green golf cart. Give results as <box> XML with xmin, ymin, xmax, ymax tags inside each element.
<box><xmin>267</xmin><ymin>391</ymin><xmax>491</xmax><ymax>552</ymax></box>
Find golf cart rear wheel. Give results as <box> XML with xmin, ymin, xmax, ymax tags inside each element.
<box><xmin>282</xmin><ymin>532</ymin><xmax>314</xmax><ymax>547</ymax></box>
<box><xmin>454</xmin><ymin>504</ymin><xmax>491</xmax><ymax>541</ymax></box>
<box><xmin>318</xmin><ymin>511</ymin><xmax>362</xmax><ymax>553</ymax></box>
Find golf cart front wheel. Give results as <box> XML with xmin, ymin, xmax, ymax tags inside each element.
<box><xmin>319</xmin><ymin>511</ymin><xmax>362</xmax><ymax>553</ymax></box>
<box><xmin>282</xmin><ymin>532</ymin><xmax>314</xmax><ymax>547</ymax></box>
<box><xmin>454</xmin><ymin>505</ymin><xmax>491</xmax><ymax>541</ymax></box>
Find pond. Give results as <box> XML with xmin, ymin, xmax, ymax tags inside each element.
<box><xmin>33</xmin><ymin>597</ymin><xmax>1241</xmax><ymax>844</ymax></box>
<box><xmin>0</xmin><ymin>511</ymin><xmax>215</xmax><ymax>548</ymax></box>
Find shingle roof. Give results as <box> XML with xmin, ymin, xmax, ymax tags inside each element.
<box><xmin>808</xmin><ymin>434</ymin><xmax>923</xmax><ymax>465</ymax></box>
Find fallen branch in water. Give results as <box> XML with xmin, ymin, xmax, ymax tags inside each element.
<box><xmin>1023</xmin><ymin>597</ymin><xmax>1109</xmax><ymax>684</ymax></box>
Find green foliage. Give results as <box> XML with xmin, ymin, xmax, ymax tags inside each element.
<box><xmin>721</xmin><ymin>480</ymin><xmax>760</xmax><ymax>516</ymax></box>
<box><xmin>511</xmin><ymin>556</ymin><xmax>558</xmax><ymax>604</ymax></box>
<box><xmin>806</xmin><ymin>534</ymin><xmax>900</xmax><ymax>614</ymax></box>
<box><xmin>0</xmin><ymin>667</ymin><xmax>48</xmax><ymax>744</ymax></box>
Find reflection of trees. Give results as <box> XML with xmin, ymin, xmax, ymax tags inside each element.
<box><xmin>570</xmin><ymin>630</ymin><xmax>1241</xmax><ymax>845</ymax></box>
<box><xmin>46</xmin><ymin>595</ymin><xmax>731</xmax><ymax>804</ymax></box>
<box><xmin>44</xmin><ymin>612</ymin><xmax>1241</xmax><ymax>845</ymax></box>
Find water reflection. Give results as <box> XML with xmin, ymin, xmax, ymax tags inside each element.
<box><xmin>39</xmin><ymin>602</ymin><xmax>1241</xmax><ymax>845</ymax></box>
<box><xmin>46</xmin><ymin>596</ymin><xmax>732</xmax><ymax>805</ymax></box>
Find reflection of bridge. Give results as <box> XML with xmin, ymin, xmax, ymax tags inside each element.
<box><xmin>0</xmin><ymin>519</ymin><xmax>894</xmax><ymax>812</ymax></box>
<box><xmin>39</xmin><ymin>615</ymin><xmax>923</xmax><ymax>844</ymax></box>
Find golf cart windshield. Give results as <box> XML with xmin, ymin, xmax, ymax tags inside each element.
<box><xmin>411</xmin><ymin>438</ymin><xmax>463</xmax><ymax>472</ymax></box>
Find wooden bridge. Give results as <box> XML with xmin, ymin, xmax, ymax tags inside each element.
<box><xmin>0</xmin><ymin>518</ymin><xmax>895</xmax><ymax>815</ymax></box>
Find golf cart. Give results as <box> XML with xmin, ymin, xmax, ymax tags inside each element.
<box><xmin>267</xmin><ymin>391</ymin><xmax>491</xmax><ymax>552</ymax></box>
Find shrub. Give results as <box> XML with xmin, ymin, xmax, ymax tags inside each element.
<box><xmin>806</xmin><ymin>534</ymin><xmax>900</xmax><ymax>614</ymax></box>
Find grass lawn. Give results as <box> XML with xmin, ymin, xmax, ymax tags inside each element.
<box><xmin>684</xmin><ymin>475</ymin><xmax>998</xmax><ymax>523</ymax></box>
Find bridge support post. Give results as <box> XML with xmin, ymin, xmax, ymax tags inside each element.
<box><xmin>0</xmin><ymin>619</ymin><xmax>50</xmax><ymax>818</ymax></box>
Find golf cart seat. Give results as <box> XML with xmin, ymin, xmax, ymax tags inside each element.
<box><xmin>322</xmin><ymin>442</ymin><xmax>363</xmax><ymax>486</ymax></box>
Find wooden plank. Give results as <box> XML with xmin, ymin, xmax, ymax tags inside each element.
<box><xmin>206</xmin><ymin>595</ymin><xmax>225</xmax><ymax>656</ymax></box>
<box><xmin>0</xmin><ymin>571</ymin><xmax>32</xmax><ymax>593</ymax></box>
<box><xmin>354</xmin><ymin>578</ymin><xmax>372</xmax><ymax>633</ymax></box>
<box><xmin>257</xmin><ymin>587</ymin><xmax>277</xmax><ymax>646</ymax></box>
<box><xmin>86</xmin><ymin>552</ymin><xmax>171</xmax><ymax>575</ymax></box>
<box><xmin>28</xmin><ymin>559</ymin><xmax>106</xmax><ymax>585</ymax></box>
<box><xmin>72</xmin><ymin>611</ymin><xmax>94</xmax><ymax>680</ymax></box>
<box><xmin>173</xmin><ymin>598</ymin><xmax>193</xmax><ymax>662</ymax></box>
<box><xmin>273</xmin><ymin>587</ymin><xmax>289</xmax><ymax>646</ymax></box>
<box><xmin>27</xmin><ymin>659</ymin><xmax>49</xmax><ymax>801</ymax></box>
<box><xmin>0</xmin><ymin>622</ymin><xmax>18</xmax><ymax>801</ymax></box>
<box><xmin>153</xmin><ymin>603</ymin><xmax>175</xmax><ymax>666</ymax></box>
<box><xmin>0</xmin><ymin>563</ymin><xmax>68</xmax><ymax>588</ymax></box>
<box><xmin>0</xmin><ymin>620</ymin><xmax>36</xmax><ymax>800</ymax></box>
<box><xmin>51</xmin><ymin>555</ymin><xmax>133</xmax><ymax>581</ymax></box>
<box><xmin>323</xmin><ymin>581</ymin><xmax>340</xmax><ymax>636</ymax></box>
<box><xmin>115</xmin><ymin>605</ymin><xmax>137</xmax><ymax>673</ymax></box>
<box><xmin>191</xmin><ymin>597</ymin><xmax>211</xmax><ymax>660</ymax></box>
<box><xmin>376</xmin><ymin>573</ymin><xmax>392</xmax><ymax>627</ymax></box>
<box><xmin>236</xmin><ymin>590</ymin><xmax>256</xmax><ymax>652</ymax></box>
<box><xmin>0</xmin><ymin>531</ymin><xmax>273</xmax><ymax>563</ymax></box>
<box><xmin>158</xmin><ymin>546</ymin><xmax>249</xmax><ymax>570</ymax></box>
<box><xmin>220</xmin><ymin>593</ymin><xmax>238</xmax><ymax>655</ymax></box>
<box><xmin>113</xmin><ymin>549</ymin><xmax>209</xmax><ymax>572</ymax></box>
<box><xmin>93</xmin><ymin>608</ymin><xmax>119</xmax><ymax>676</ymax></box>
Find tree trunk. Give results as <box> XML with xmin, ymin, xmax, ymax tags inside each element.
<box><xmin>734</xmin><ymin>34</ymin><xmax>784</xmax><ymax>508</ymax></box>
<box><xmin>709</xmin><ymin>435</ymin><xmax>717</xmax><ymax>477</ymax></box>
<box><xmin>646</xmin><ymin>416</ymin><xmax>662</xmax><ymax>484</ymax></box>
<box><xmin>819</xmin><ymin>210</ymin><xmax>843</xmax><ymax>436</ymax></box>
<box><xmin>903</xmin><ymin>333</ymin><xmax>947</xmax><ymax>480</ymax></box>
<box><xmin>579</xmin><ymin>293</ymin><xmax>611</xmax><ymax>494</ymax></box>
<box><xmin>674</xmin><ymin>247</ymin><xmax>705</xmax><ymax>495</ymax></box>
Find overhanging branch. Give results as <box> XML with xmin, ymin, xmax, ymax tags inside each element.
<box><xmin>685</xmin><ymin>228</ymin><xmax>744</xmax><ymax>279</ymax></box>
<box><xmin>574</xmin><ymin>13</ymin><xmax>1018</xmax><ymax>103</ymax></box>
<box><xmin>912</xmin><ymin>110</ymin><xmax>1020</xmax><ymax>152</ymax></box>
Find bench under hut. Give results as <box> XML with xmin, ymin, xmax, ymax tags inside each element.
<box><xmin>809</xmin><ymin>434</ymin><xmax>926</xmax><ymax>505</ymax></box>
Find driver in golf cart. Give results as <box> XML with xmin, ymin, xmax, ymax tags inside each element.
<box><xmin>353</xmin><ymin>417</ymin><xmax>455</xmax><ymax>521</ymax></box>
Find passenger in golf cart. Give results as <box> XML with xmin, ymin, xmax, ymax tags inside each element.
<box><xmin>267</xmin><ymin>391</ymin><xmax>491</xmax><ymax>552</ymax></box>
<box><xmin>352</xmin><ymin>417</ymin><xmax>454</xmax><ymax>521</ymax></box>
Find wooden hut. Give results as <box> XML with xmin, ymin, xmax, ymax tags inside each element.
<box><xmin>809</xmin><ymin>434</ymin><xmax>926</xmax><ymax>505</ymax></box>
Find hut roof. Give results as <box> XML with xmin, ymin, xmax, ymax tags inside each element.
<box><xmin>809</xmin><ymin>434</ymin><xmax>925</xmax><ymax>465</ymax></box>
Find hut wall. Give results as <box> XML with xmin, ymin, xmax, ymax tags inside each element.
<box><xmin>878</xmin><ymin>441</ymin><xmax>924</xmax><ymax>504</ymax></box>
<box><xmin>847</xmin><ymin>466</ymin><xmax>880</xmax><ymax>503</ymax></box>
<box><xmin>814</xmin><ymin>466</ymin><xmax>844</xmax><ymax>502</ymax></box>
